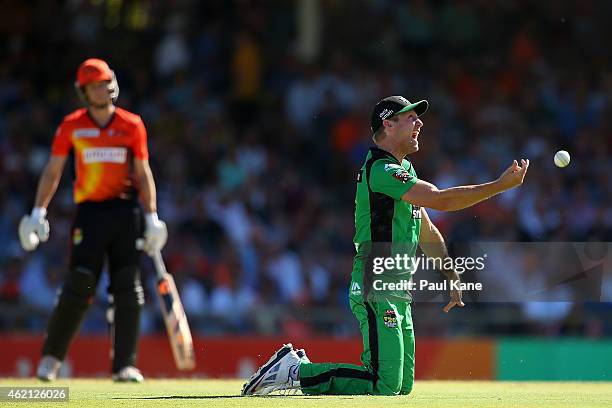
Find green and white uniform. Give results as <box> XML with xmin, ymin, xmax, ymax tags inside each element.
<box><xmin>300</xmin><ymin>146</ymin><xmax>421</xmax><ymax>395</ymax></box>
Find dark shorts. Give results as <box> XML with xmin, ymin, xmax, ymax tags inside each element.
<box><xmin>69</xmin><ymin>199</ymin><xmax>144</xmax><ymax>291</ymax></box>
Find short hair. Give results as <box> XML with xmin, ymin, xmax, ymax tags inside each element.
<box><xmin>372</xmin><ymin>115</ymin><xmax>399</xmax><ymax>144</ymax></box>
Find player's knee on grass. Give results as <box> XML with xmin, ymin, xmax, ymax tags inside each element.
<box><xmin>376</xmin><ymin>381</ymin><xmax>402</xmax><ymax>396</ymax></box>
<box><xmin>400</xmin><ymin>382</ymin><xmax>413</xmax><ymax>395</ymax></box>
<box><xmin>376</xmin><ymin>360</ymin><xmax>403</xmax><ymax>395</ymax></box>
<box><xmin>400</xmin><ymin>366</ymin><xmax>414</xmax><ymax>395</ymax></box>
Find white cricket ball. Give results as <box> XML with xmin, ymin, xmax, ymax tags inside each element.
<box><xmin>554</xmin><ymin>150</ymin><xmax>570</xmax><ymax>167</ymax></box>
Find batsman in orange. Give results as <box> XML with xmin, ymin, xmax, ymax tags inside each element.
<box><xmin>18</xmin><ymin>58</ymin><xmax>168</xmax><ymax>382</ymax></box>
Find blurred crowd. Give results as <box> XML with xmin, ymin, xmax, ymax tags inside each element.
<box><xmin>1</xmin><ymin>1</ymin><xmax>611</xmax><ymax>337</ymax></box>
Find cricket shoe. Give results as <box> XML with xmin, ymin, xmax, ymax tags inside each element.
<box><xmin>241</xmin><ymin>343</ymin><xmax>302</xmax><ymax>396</ymax></box>
<box><xmin>112</xmin><ymin>366</ymin><xmax>144</xmax><ymax>383</ymax></box>
<box><xmin>295</xmin><ymin>348</ymin><xmax>310</xmax><ymax>363</ymax></box>
<box><xmin>286</xmin><ymin>348</ymin><xmax>310</xmax><ymax>391</ymax></box>
<box><xmin>37</xmin><ymin>355</ymin><xmax>61</xmax><ymax>381</ymax></box>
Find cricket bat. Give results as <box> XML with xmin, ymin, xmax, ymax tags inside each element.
<box><xmin>151</xmin><ymin>249</ymin><xmax>196</xmax><ymax>370</ymax></box>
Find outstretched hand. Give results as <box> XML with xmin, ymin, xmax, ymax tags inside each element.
<box><xmin>497</xmin><ymin>159</ymin><xmax>529</xmax><ymax>191</ymax></box>
<box><xmin>443</xmin><ymin>281</ymin><xmax>465</xmax><ymax>313</ymax></box>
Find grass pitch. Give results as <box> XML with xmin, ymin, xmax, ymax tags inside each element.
<box><xmin>0</xmin><ymin>379</ymin><xmax>611</xmax><ymax>408</ymax></box>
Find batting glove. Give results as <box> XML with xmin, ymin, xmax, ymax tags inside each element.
<box><xmin>18</xmin><ymin>207</ymin><xmax>50</xmax><ymax>251</ymax></box>
<box><xmin>143</xmin><ymin>212</ymin><xmax>167</xmax><ymax>255</ymax></box>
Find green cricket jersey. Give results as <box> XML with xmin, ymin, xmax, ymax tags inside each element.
<box><xmin>352</xmin><ymin>146</ymin><xmax>421</xmax><ymax>300</ymax></box>
<box><xmin>300</xmin><ymin>145</ymin><xmax>421</xmax><ymax>396</ymax></box>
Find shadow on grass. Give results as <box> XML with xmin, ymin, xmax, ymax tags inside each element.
<box><xmin>112</xmin><ymin>395</ymin><xmax>331</xmax><ymax>399</ymax></box>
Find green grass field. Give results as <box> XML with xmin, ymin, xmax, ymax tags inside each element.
<box><xmin>0</xmin><ymin>379</ymin><xmax>611</xmax><ymax>408</ymax></box>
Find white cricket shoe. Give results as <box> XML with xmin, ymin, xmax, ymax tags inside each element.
<box><xmin>112</xmin><ymin>366</ymin><xmax>144</xmax><ymax>383</ymax></box>
<box><xmin>242</xmin><ymin>343</ymin><xmax>301</xmax><ymax>396</ymax></box>
<box><xmin>36</xmin><ymin>355</ymin><xmax>61</xmax><ymax>381</ymax></box>
<box><xmin>289</xmin><ymin>348</ymin><xmax>310</xmax><ymax>390</ymax></box>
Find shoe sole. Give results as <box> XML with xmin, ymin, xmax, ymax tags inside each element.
<box><xmin>242</xmin><ymin>344</ymin><xmax>292</xmax><ymax>396</ymax></box>
<box><xmin>112</xmin><ymin>377</ymin><xmax>144</xmax><ymax>383</ymax></box>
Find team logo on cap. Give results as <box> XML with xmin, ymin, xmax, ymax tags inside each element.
<box><xmin>379</xmin><ymin>108</ymin><xmax>394</xmax><ymax>120</ymax></box>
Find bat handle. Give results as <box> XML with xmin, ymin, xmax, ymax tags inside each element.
<box><xmin>152</xmin><ymin>251</ymin><xmax>168</xmax><ymax>279</ymax></box>
<box><xmin>136</xmin><ymin>238</ymin><xmax>168</xmax><ymax>279</ymax></box>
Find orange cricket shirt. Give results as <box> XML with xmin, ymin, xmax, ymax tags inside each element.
<box><xmin>51</xmin><ymin>108</ymin><xmax>149</xmax><ymax>203</ymax></box>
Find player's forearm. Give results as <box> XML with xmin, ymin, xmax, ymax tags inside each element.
<box><xmin>419</xmin><ymin>224</ymin><xmax>457</xmax><ymax>280</ymax></box>
<box><xmin>33</xmin><ymin>166</ymin><xmax>62</xmax><ymax>209</ymax></box>
<box><xmin>420</xmin><ymin>226</ymin><xmax>447</xmax><ymax>259</ymax></box>
<box><xmin>435</xmin><ymin>180</ymin><xmax>503</xmax><ymax>211</ymax></box>
<box><xmin>138</xmin><ymin>169</ymin><xmax>157</xmax><ymax>213</ymax></box>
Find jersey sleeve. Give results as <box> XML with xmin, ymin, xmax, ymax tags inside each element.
<box><xmin>50</xmin><ymin>122</ymin><xmax>72</xmax><ymax>156</ymax></box>
<box><xmin>132</xmin><ymin>117</ymin><xmax>149</xmax><ymax>160</ymax></box>
<box><xmin>369</xmin><ymin>159</ymin><xmax>417</xmax><ymax>200</ymax></box>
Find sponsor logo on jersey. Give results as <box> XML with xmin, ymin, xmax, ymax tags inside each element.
<box><xmin>350</xmin><ymin>281</ymin><xmax>362</xmax><ymax>296</ymax></box>
<box><xmin>383</xmin><ymin>309</ymin><xmax>398</xmax><ymax>328</ymax></box>
<box><xmin>392</xmin><ymin>169</ymin><xmax>413</xmax><ymax>183</ymax></box>
<box><xmin>82</xmin><ymin>147</ymin><xmax>127</xmax><ymax>164</ymax></box>
<box><xmin>74</xmin><ymin>128</ymin><xmax>100</xmax><ymax>138</ymax></box>
<box><xmin>384</xmin><ymin>163</ymin><xmax>414</xmax><ymax>183</ymax></box>
<box><xmin>412</xmin><ymin>205</ymin><xmax>421</xmax><ymax>219</ymax></box>
<box><xmin>107</xmin><ymin>129</ymin><xmax>125</xmax><ymax>137</ymax></box>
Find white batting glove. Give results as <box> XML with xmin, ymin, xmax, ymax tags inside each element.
<box><xmin>143</xmin><ymin>212</ymin><xmax>167</xmax><ymax>255</ymax></box>
<box><xmin>18</xmin><ymin>207</ymin><xmax>50</xmax><ymax>251</ymax></box>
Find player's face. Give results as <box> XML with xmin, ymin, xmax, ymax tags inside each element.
<box><xmin>84</xmin><ymin>80</ymin><xmax>112</xmax><ymax>107</ymax></box>
<box><xmin>391</xmin><ymin>110</ymin><xmax>423</xmax><ymax>153</ymax></box>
